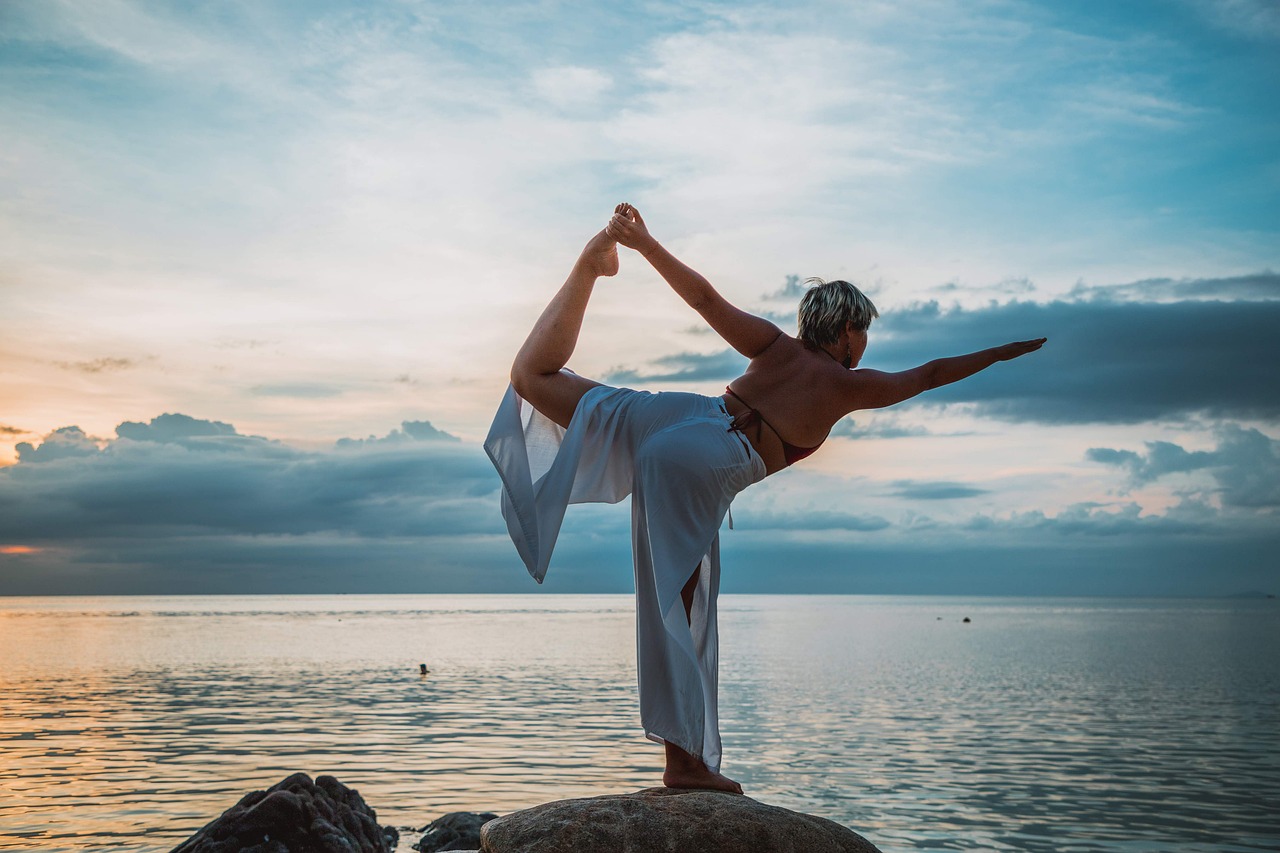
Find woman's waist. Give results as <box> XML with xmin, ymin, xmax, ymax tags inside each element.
<box><xmin>719</xmin><ymin>393</ymin><xmax>786</xmax><ymax>475</ymax></box>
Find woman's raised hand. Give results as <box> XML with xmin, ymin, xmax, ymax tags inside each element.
<box><xmin>994</xmin><ymin>338</ymin><xmax>1048</xmax><ymax>361</ymax></box>
<box><xmin>606</xmin><ymin>203</ymin><xmax>656</xmax><ymax>253</ymax></box>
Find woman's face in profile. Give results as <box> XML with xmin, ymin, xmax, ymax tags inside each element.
<box><xmin>847</xmin><ymin>328</ymin><xmax>869</xmax><ymax>368</ymax></box>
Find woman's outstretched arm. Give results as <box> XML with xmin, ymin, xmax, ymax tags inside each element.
<box><xmin>841</xmin><ymin>339</ymin><xmax>1047</xmax><ymax>411</ymax></box>
<box><xmin>607</xmin><ymin>204</ymin><xmax>781</xmax><ymax>358</ymax></box>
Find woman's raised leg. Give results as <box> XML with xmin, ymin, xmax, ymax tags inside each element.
<box><xmin>510</xmin><ymin>228</ymin><xmax>618</xmax><ymax>428</ymax></box>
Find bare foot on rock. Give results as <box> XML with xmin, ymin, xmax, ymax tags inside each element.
<box><xmin>662</xmin><ymin>741</ymin><xmax>744</xmax><ymax>795</ymax></box>
<box><xmin>663</xmin><ymin>765</ymin><xmax>744</xmax><ymax>795</ymax></box>
<box><xmin>579</xmin><ymin>228</ymin><xmax>619</xmax><ymax>278</ymax></box>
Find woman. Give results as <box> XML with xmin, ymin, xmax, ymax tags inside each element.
<box><xmin>484</xmin><ymin>204</ymin><xmax>1045</xmax><ymax>794</ymax></box>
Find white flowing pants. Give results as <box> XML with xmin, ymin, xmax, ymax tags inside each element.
<box><xmin>484</xmin><ymin>384</ymin><xmax>766</xmax><ymax>771</ymax></box>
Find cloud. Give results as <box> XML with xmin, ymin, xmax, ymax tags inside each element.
<box><xmin>888</xmin><ymin>481</ymin><xmax>989</xmax><ymax>500</ymax></box>
<box><xmin>0</xmin><ymin>425</ymin><xmax>26</xmax><ymax>436</ymax></box>
<box><xmin>116</xmin><ymin>413</ymin><xmax>238</xmax><ymax>443</ymax></box>
<box><xmin>876</xmin><ymin>291</ymin><xmax>1280</xmax><ymax>423</ymax></box>
<box><xmin>531</xmin><ymin>65</ymin><xmax>613</xmax><ymax>109</ymax></box>
<box><xmin>53</xmin><ymin>357</ymin><xmax>137</xmax><ymax>373</ymax></box>
<box><xmin>336</xmin><ymin>420</ymin><xmax>460</xmax><ymax>448</ymax></box>
<box><xmin>1</xmin><ymin>414</ymin><xmax>497</xmax><ymax>547</ymax></box>
<box><xmin>250</xmin><ymin>384</ymin><xmax>344</xmax><ymax>399</ymax></box>
<box><xmin>932</xmin><ymin>277</ymin><xmax>1037</xmax><ymax>297</ymax></box>
<box><xmin>15</xmin><ymin>426</ymin><xmax>102</xmax><ymax>463</ymax></box>
<box><xmin>1068</xmin><ymin>271</ymin><xmax>1280</xmax><ymax>302</ymax></box>
<box><xmin>966</xmin><ymin>500</ymin><xmax>1216</xmax><ymax>537</ymax></box>
<box><xmin>736</xmin><ymin>508</ymin><xmax>891</xmax><ymax>533</ymax></box>
<box><xmin>3</xmin><ymin>411</ymin><xmax>1274</xmax><ymax>597</ymax></box>
<box><xmin>829</xmin><ymin>416</ymin><xmax>931</xmax><ymax>439</ymax></box>
<box><xmin>604</xmin><ymin>349</ymin><xmax>748</xmax><ymax>385</ymax></box>
<box><xmin>1196</xmin><ymin>0</ymin><xmax>1280</xmax><ymax>40</ymax></box>
<box><xmin>760</xmin><ymin>274</ymin><xmax>808</xmax><ymax>301</ymax></box>
<box><xmin>1088</xmin><ymin>425</ymin><xmax>1280</xmax><ymax>508</ymax></box>
<box><xmin>1084</xmin><ymin>444</ymin><xmax>1213</xmax><ymax>484</ymax></box>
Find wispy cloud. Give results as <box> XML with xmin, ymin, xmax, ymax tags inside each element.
<box><xmin>52</xmin><ymin>357</ymin><xmax>139</xmax><ymax>373</ymax></box>
<box><xmin>604</xmin><ymin>349</ymin><xmax>747</xmax><ymax>385</ymax></box>
<box><xmin>250</xmin><ymin>383</ymin><xmax>345</xmax><ymax>399</ymax></box>
<box><xmin>1069</xmin><ymin>271</ymin><xmax>1280</xmax><ymax>302</ymax></box>
<box><xmin>829</xmin><ymin>416</ymin><xmax>932</xmax><ymax>440</ymax></box>
<box><xmin>888</xmin><ymin>480</ymin><xmax>989</xmax><ymax>501</ymax></box>
<box><xmin>734</xmin><ymin>508</ymin><xmax>891</xmax><ymax>533</ymax></box>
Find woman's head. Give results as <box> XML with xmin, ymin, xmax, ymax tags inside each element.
<box><xmin>796</xmin><ymin>278</ymin><xmax>878</xmax><ymax>348</ymax></box>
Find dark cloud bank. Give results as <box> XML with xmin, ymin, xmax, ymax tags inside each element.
<box><xmin>0</xmin><ymin>413</ymin><xmax>514</xmax><ymax>595</ymax></box>
<box><xmin>610</xmin><ymin>273</ymin><xmax>1280</xmax><ymax>425</ymax></box>
<box><xmin>3</xmin><ymin>407</ymin><xmax>1276</xmax><ymax>596</ymax></box>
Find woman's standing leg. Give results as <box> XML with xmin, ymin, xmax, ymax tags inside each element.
<box><xmin>510</xmin><ymin>228</ymin><xmax>618</xmax><ymax>427</ymax></box>
<box><xmin>662</xmin><ymin>561</ymin><xmax>743</xmax><ymax>794</ymax></box>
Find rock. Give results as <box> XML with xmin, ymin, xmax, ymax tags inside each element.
<box><xmin>479</xmin><ymin>787</ymin><xmax>882</xmax><ymax>853</ymax></box>
<box><xmin>171</xmin><ymin>772</ymin><xmax>393</xmax><ymax>853</ymax></box>
<box><xmin>414</xmin><ymin>811</ymin><xmax>498</xmax><ymax>852</ymax></box>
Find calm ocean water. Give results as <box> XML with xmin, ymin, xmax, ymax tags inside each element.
<box><xmin>1</xmin><ymin>594</ymin><xmax>1277</xmax><ymax>852</ymax></box>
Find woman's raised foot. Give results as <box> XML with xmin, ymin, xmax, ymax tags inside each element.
<box><xmin>579</xmin><ymin>228</ymin><xmax>619</xmax><ymax>278</ymax></box>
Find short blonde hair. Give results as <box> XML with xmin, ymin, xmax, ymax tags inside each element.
<box><xmin>797</xmin><ymin>278</ymin><xmax>878</xmax><ymax>346</ymax></box>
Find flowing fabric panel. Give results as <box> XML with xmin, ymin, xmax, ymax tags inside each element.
<box><xmin>484</xmin><ymin>383</ymin><xmax>764</xmax><ymax>770</ymax></box>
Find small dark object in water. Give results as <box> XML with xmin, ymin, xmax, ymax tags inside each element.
<box><xmin>419</xmin><ymin>663</ymin><xmax>429</xmax><ymax>675</ymax></box>
<box><xmin>962</xmin><ymin>617</ymin><xmax>971</xmax><ymax>623</ymax></box>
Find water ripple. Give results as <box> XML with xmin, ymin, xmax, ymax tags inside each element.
<box><xmin>1</xmin><ymin>595</ymin><xmax>1277</xmax><ymax>852</ymax></box>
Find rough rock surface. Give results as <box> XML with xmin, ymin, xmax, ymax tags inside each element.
<box><xmin>480</xmin><ymin>787</ymin><xmax>882</xmax><ymax>853</ymax></box>
<box><xmin>414</xmin><ymin>811</ymin><xmax>498</xmax><ymax>852</ymax></box>
<box><xmin>171</xmin><ymin>772</ymin><xmax>394</xmax><ymax>853</ymax></box>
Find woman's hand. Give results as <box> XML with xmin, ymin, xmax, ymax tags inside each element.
<box><xmin>994</xmin><ymin>338</ymin><xmax>1048</xmax><ymax>361</ymax></box>
<box><xmin>605</xmin><ymin>203</ymin><xmax>657</xmax><ymax>254</ymax></box>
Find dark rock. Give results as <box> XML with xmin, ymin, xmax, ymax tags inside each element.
<box><xmin>414</xmin><ymin>811</ymin><xmax>498</xmax><ymax>852</ymax></box>
<box><xmin>479</xmin><ymin>787</ymin><xmax>882</xmax><ymax>853</ymax></box>
<box><xmin>171</xmin><ymin>772</ymin><xmax>392</xmax><ymax>853</ymax></box>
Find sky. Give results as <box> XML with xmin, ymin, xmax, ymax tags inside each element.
<box><xmin>1</xmin><ymin>0</ymin><xmax>1278</xmax><ymax>596</ymax></box>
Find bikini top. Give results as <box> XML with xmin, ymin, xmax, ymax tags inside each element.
<box><xmin>724</xmin><ymin>386</ymin><xmax>825</xmax><ymax>467</ymax></box>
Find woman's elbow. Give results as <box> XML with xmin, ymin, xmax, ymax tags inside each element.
<box><xmin>921</xmin><ymin>361</ymin><xmax>943</xmax><ymax>391</ymax></box>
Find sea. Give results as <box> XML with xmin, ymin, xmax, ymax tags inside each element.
<box><xmin>0</xmin><ymin>594</ymin><xmax>1277</xmax><ymax>852</ymax></box>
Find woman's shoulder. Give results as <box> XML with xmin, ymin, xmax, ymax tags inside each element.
<box><xmin>750</xmin><ymin>330</ymin><xmax>802</xmax><ymax>360</ymax></box>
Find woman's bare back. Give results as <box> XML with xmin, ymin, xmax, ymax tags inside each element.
<box><xmin>724</xmin><ymin>334</ymin><xmax>856</xmax><ymax>474</ymax></box>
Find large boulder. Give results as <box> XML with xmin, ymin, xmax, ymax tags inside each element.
<box><xmin>171</xmin><ymin>772</ymin><xmax>395</xmax><ymax>853</ymax></box>
<box><xmin>479</xmin><ymin>787</ymin><xmax>882</xmax><ymax>853</ymax></box>
<box><xmin>414</xmin><ymin>811</ymin><xmax>498</xmax><ymax>852</ymax></box>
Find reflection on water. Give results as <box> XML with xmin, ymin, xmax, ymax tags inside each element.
<box><xmin>1</xmin><ymin>595</ymin><xmax>1277</xmax><ymax>852</ymax></box>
